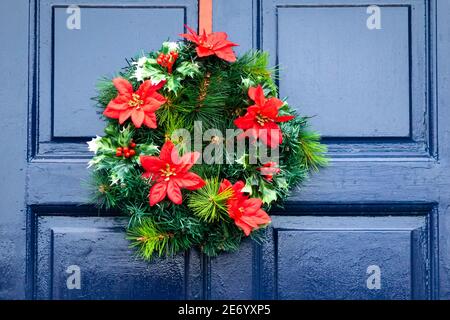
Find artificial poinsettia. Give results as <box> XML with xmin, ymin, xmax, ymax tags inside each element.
<box><xmin>140</xmin><ymin>140</ymin><xmax>206</xmax><ymax>206</ymax></box>
<box><xmin>234</xmin><ymin>85</ymin><xmax>295</xmax><ymax>148</ymax></box>
<box><xmin>180</xmin><ymin>25</ymin><xmax>238</xmax><ymax>62</ymax></box>
<box><xmin>103</xmin><ymin>78</ymin><xmax>166</xmax><ymax>129</ymax></box>
<box><xmin>219</xmin><ymin>179</ymin><xmax>271</xmax><ymax>236</ymax></box>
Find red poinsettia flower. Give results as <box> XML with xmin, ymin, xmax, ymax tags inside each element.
<box><xmin>218</xmin><ymin>179</ymin><xmax>245</xmax><ymax>201</ymax></box>
<box><xmin>219</xmin><ymin>179</ymin><xmax>271</xmax><ymax>236</ymax></box>
<box><xmin>140</xmin><ymin>140</ymin><xmax>206</xmax><ymax>206</ymax></box>
<box><xmin>234</xmin><ymin>85</ymin><xmax>295</xmax><ymax>148</ymax></box>
<box><xmin>257</xmin><ymin>161</ymin><xmax>281</xmax><ymax>182</ymax></box>
<box><xmin>103</xmin><ymin>78</ymin><xmax>166</xmax><ymax>129</ymax></box>
<box><xmin>180</xmin><ymin>25</ymin><xmax>238</xmax><ymax>62</ymax></box>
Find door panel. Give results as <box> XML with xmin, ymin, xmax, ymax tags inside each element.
<box><xmin>277</xmin><ymin>5</ymin><xmax>412</xmax><ymax>138</ymax></box>
<box><xmin>208</xmin><ymin>241</ymin><xmax>255</xmax><ymax>300</ymax></box>
<box><xmin>35</xmin><ymin>0</ymin><xmax>197</xmax><ymax>159</ymax></box>
<box><xmin>258</xmin><ymin>0</ymin><xmax>445</xmax><ymax>300</ymax></box>
<box><xmin>35</xmin><ymin>213</ymin><xmax>202</xmax><ymax>300</ymax></box>
<box><xmin>264</xmin><ymin>0</ymin><xmax>431</xmax><ymax>158</ymax></box>
<box><xmin>261</xmin><ymin>207</ymin><xmax>436</xmax><ymax>300</ymax></box>
<box><xmin>1</xmin><ymin>0</ymin><xmax>450</xmax><ymax>300</ymax></box>
<box><xmin>52</xmin><ymin>6</ymin><xmax>187</xmax><ymax>138</ymax></box>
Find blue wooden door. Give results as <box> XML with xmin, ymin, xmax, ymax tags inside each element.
<box><xmin>1</xmin><ymin>0</ymin><xmax>450</xmax><ymax>300</ymax></box>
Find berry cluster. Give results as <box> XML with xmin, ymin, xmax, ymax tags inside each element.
<box><xmin>156</xmin><ymin>51</ymin><xmax>178</xmax><ymax>74</ymax></box>
<box><xmin>116</xmin><ymin>140</ymin><xmax>137</xmax><ymax>158</ymax></box>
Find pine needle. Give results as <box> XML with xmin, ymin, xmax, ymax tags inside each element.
<box><xmin>188</xmin><ymin>179</ymin><xmax>233</xmax><ymax>223</ymax></box>
<box><xmin>299</xmin><ymin>131</ymin><xmax>329</xmax><ymax>171</ymax></box>
<box><xmin>127</xmin><ymin>218</ymin><xmax>173</xmax><ymax>260</ymax></box>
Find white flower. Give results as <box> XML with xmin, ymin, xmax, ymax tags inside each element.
<box><xmin>87</xmin><ymin>135</ymin><xmax>102</xmax><ymax>154</ymax></box>
<box><xmin>132</xmin><ymin>56</ymin><xmax>149</xmax><ymax>82</ymax></box>
<box><xmin>134</xmin><ymin>67</ymin><xmax>145</xmax><ymax>82</ymax></box>
<box><xmin>164</xmin><ymin>41</ymin><xmax>179</xmax><ymax>51</ymax></box>
<box><xmin>134</xmin><ymin>56</ymin><xmax>148</xmax><ymax>68</ymax></box>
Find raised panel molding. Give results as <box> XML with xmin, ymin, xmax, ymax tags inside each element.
<box><xmin>260</xmin><ymin>203</ymin><xmax>438</xmax><ymax>300</ymax></box>
<box><xmin>29</xmin><ymin>206</ymin><xmax>203</xmax><ymax>300</ymax></box>
<box><xmin>52</xmin><ymin>6</ymin><xmax>186</xmax><ymax>138</ymax></box>
<box><xmin>27</xmin><ymin>203</ymin><xmax>438</xmax><ymax>300</ymax></box>
<box><xmin>29</xmin><ymin>0</ymin><xmax>438</xmax><ymax>161</ymax></box>
<box><xmin>29</xmin><ymin>0</ymin><xmax>198</xmax><ymax>160</ymax></box>
<box><xmin>262</xmin><ymin>0</ymin><xmax>437</xmax><ymax>159</ymax></box>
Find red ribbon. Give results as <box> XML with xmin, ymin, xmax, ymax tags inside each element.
<box><xmin>199</xmin><ymin>0</ymin><xmax>212</xmax><ymax>34</ymax></box>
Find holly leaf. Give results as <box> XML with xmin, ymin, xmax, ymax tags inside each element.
<box><xmin>260</xmin><ymin>184</ymin><xmax>278</xmax><ymax>204</ymax></box>
<box><xmin>176</xmin><ymin>61</ymin><xmax>200</xmax><ymax>78</ymax></box>
<box><xmin>140</xmin><ymin>64</ymin><xmax>167</xmax><ymax>84</ymax></box>
<box><xmin>276</xmin><ymin>177</ymin><xmax>289</xmax><ymax>190</ymax></box>
<box><xmin>166</xmin><ymin>76</ymin><xmax>182</xmax><ymax>93</ymax></box>
<box><xmin>242</xmin><ymin>179</ymin><xmax>253</xmax><ymax>195</ymax></box>
<box><xmin>143</xmin><ymin>58</ymin><xmax>157</xmax><ymax>66</ymax></box>
<box><xmin>138</xmin><ymin>144</ymin><xmax>159</xmax><ymax>156</ymax></box>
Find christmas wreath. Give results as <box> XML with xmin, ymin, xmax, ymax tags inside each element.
<box><xmin>88</xmin><ymin>27</ymin><xmax>327</xmax><ymax>259</ymax></box>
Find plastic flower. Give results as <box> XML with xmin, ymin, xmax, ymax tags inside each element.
<box><xmin>163</xmin><ymin>41</ymin><xmax>179</xmax><ymax>51</ymax></box>
<box><xmin>103</xmin><ymin>78</ymin><xmax>166</xmax><ymax>129</ymax></box>
<box><xmin>87</xmin><ymin>135</ymin><xmax>102</xmax><ymax>154</ymax></box>
<box><xmin>257</xmin><ymin>162</ymin><xmax>281</xmax><ymax>182</ymax></box>
<box><xmin>180</xmin><ymin>25</ymin><xmax>238</xmax><ymax>62</ymax></box>
<box><xmin>140</xmin><ymin>141</ymin><xmax>206</xmax><ymax>206</ymax></box>
<box><xmin>219</xmin><ymin>179</ymin><xmax>271</xmax><ymax>236</ymax></box>
<box><xmin>133</xmin><ymin>56</ymin><xmax>148</xmax><ymax>68</ymax></box>
<box><xmin>234</xmin><ymin>85</ymin><xmax>295</xmax><ymax>148</ymax></box>
<box><xmin>132</xmin><ymin>57</ymin><xmax>150</xmax><ymax>82</ymax></box>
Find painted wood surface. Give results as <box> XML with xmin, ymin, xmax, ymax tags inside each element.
<box><xmin>1</xmin><ymin>0</ymin><xmax>450</xmax><ymax>300</ymax></box>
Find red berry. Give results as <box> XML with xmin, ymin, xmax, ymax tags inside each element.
<box><xmin>129</xmin><ymin>149</ymin><xmax>136</xmax><ymax>156</ymax></box>
<box><xmin>116</xmin><ymin>147</ymin><xmax>123</xmax><ymax>152</ymax></box>
<box><xmin>116</xmin><ymin>151</ymin><xmax>122</xmax><ymax>157</ymax></box>
<box><xmin>123</xmin><ymin>147</ymin><xmax>129</xmax><ymax>153</ymax></box>
<box><xmin>130</xmin><ymin>142</ymin><xmax>136</xmax><ymax>148</ymax></box>
<box><xmin>124</xmin><ymin>152</ymin><xmax>130</xmax><ymax>158</ymax></box>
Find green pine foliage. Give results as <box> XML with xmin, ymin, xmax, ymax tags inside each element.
<box><xmin>298</xmin><ymin>130</ymin><xmax>329</xmax><ymax>171</ymax></box>
<box><xmin>188</xmin><ymin>178</ymin><xmax>233</xmax><ymax>223</ymax></box>
<box><xmin>127</xmin><ymin>218</ymin><xmax>172</xmax><ymax>259</ymax></box>
<box><xmin>88</xmin><ymin>41</ymin><xmax>328</xmax><ymax>260</ymax></box>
